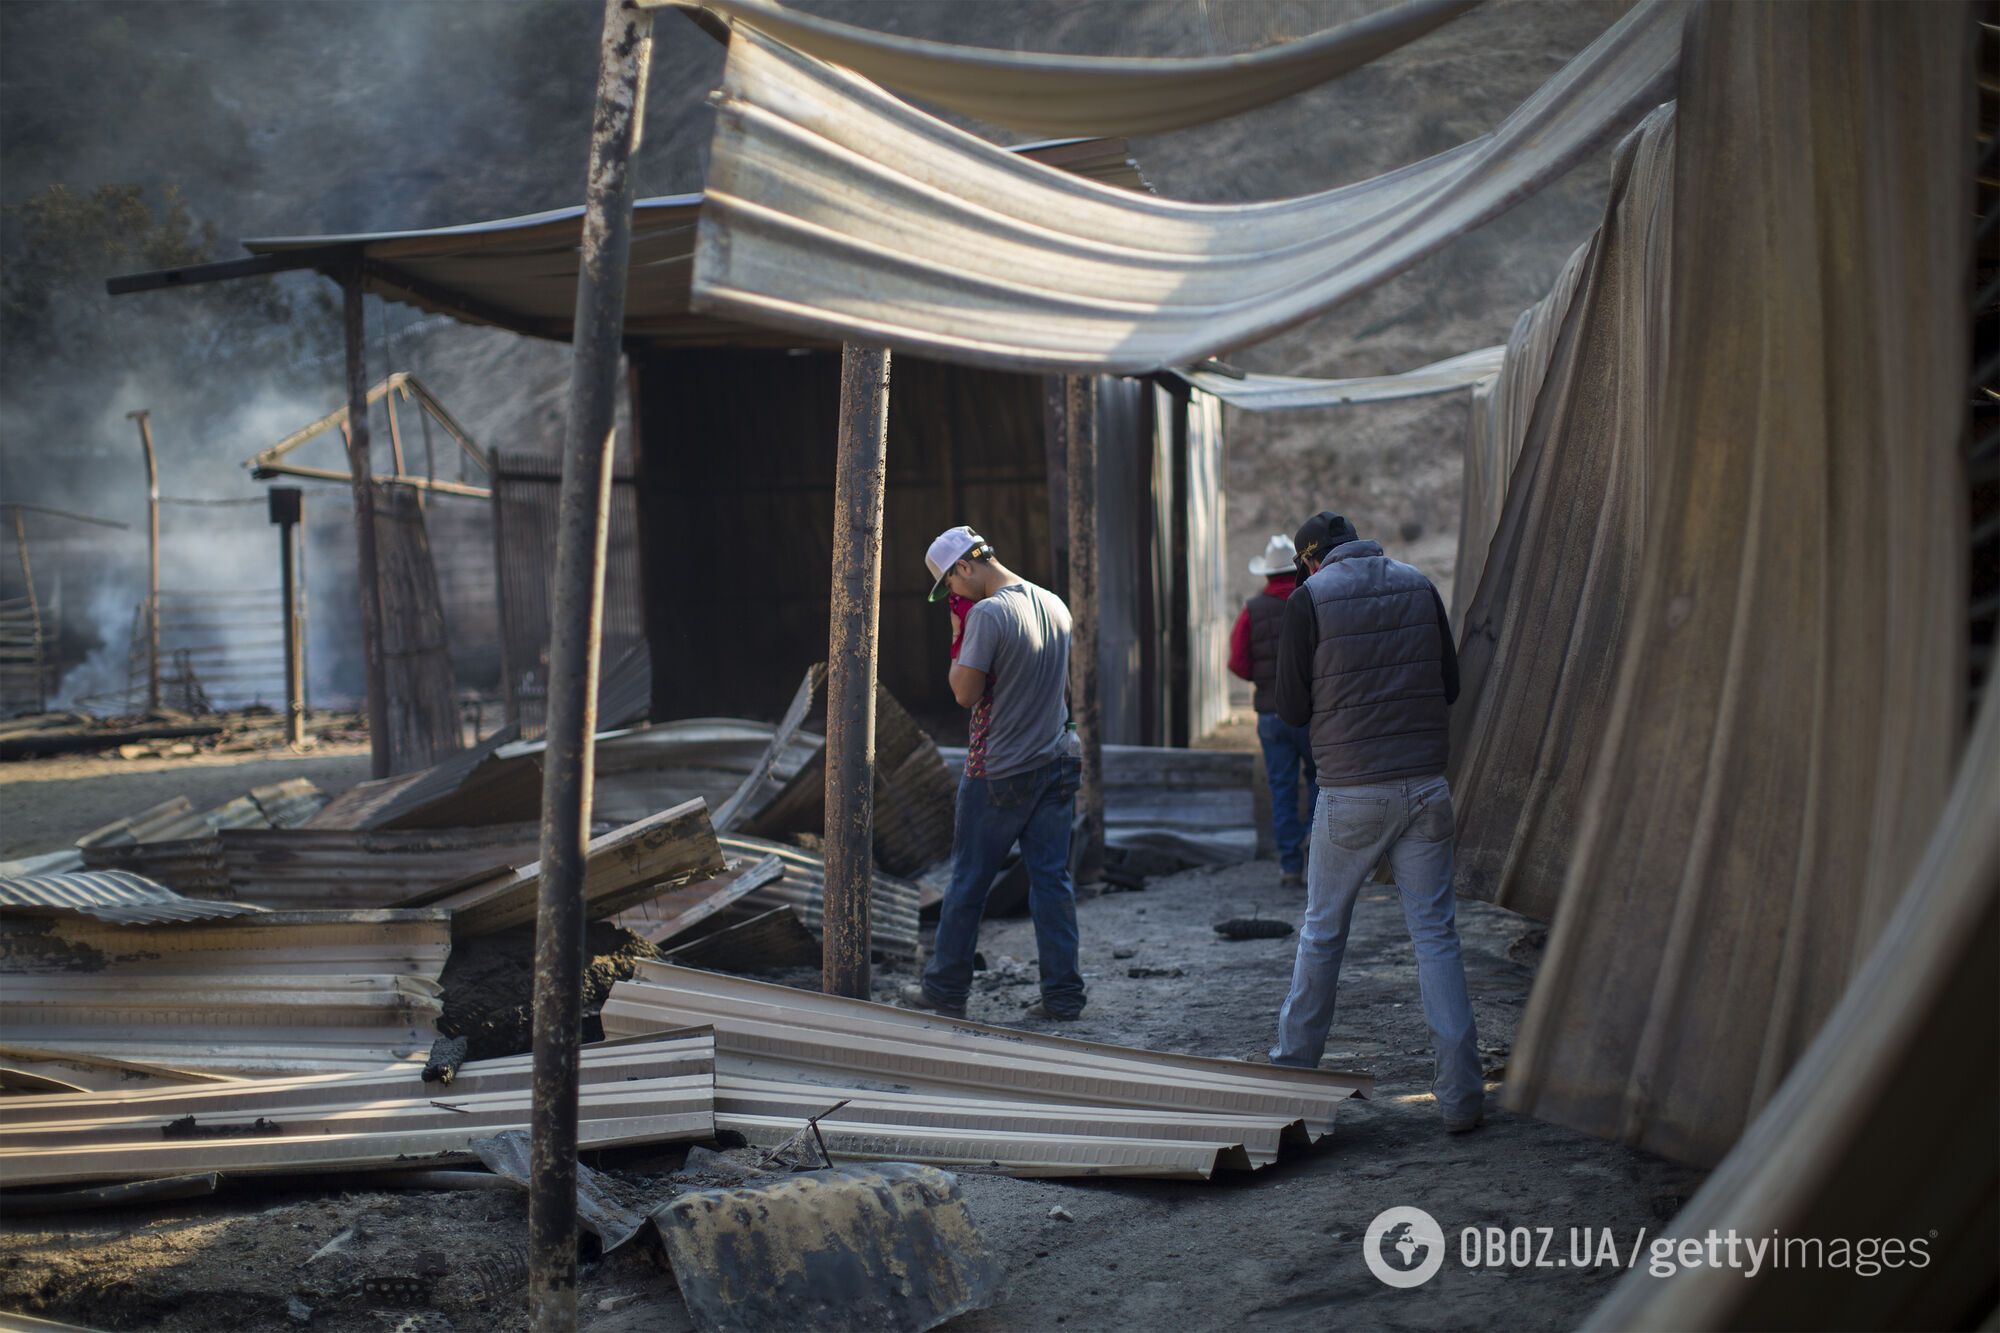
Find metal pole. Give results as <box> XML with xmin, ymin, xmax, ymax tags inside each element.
<box><xmin>343</xmin><ymin>270</ymin><xmax>393</xmax><ymax>779</ymax></box>
<box><xmin>127</xmin><ymin>410</ymin><xmax>160</xmax><ymax>712</ymax></box>
<box><xmin>271</xmin><ymin>488</ymin><xmax>305</xmax><ymax>749</ymax></box>
<box><xmin>12</xmin><ymin>509</ymin><xmax>44</xmax><ymax>713</ymax></box>
<box><xmin>529</xmin><ymin>1</ymin><xmax>651</xmax><ymax>1326</ymax></box>
<box><xmin>297</xmin><ymin>518</ymin><xmax>312</xmax><ymax>719</ymax></box>
<box><xmin>1065</xmin><ymin>376</ymin><xmax>1105</xmax><ymax>878</ymax></box>
<box><xmin>822</xmin><ymin>345</ymin><xmax>892</xmax><ymax>1000</ymax></box>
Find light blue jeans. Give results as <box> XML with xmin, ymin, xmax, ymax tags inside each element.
<box><xmin>1270</xmin><ymin>773</ymin><xmax>1482</xmax><ymax>1122</ymax></box>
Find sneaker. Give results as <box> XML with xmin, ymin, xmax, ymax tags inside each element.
<box><xmin>1279</xmin><ymin>870</ymin><xmax>1305</xmax><ymax>888</ymax></box>
<box><xmin>897</xmin><ymin>982</ymin><xmax>966</xmax><ymax>1019</ymax></box>
<box><xmin>1444</xmin><ymin>1110</ymin><xmax>1485</xmax><ymax>1135</ymax></box>
<box><xmin>1024</xmin><ymin>1000</ymin><xmax>1082</xmax><ymax>1022</ymax></box>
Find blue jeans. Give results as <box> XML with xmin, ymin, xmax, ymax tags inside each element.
<box><xmin>1256</xmin><ymin>712</ymin><xmax>1318</xmax><ymax>874</ymax></box>
<box><xmin>922</xmin><ymin>755</ymin><xmax>1085</xmax><ymax>1015</ymax></box>
<box><xmin>1270</xmin><ymin>774</ymin><xmax>1482</xmax><ymax>1122</ymax></box>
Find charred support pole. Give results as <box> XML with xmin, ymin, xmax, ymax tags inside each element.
<box><xmin>528</xmin><ymin>1</ymin><xmax>651</xmax><ymax>1327</ymax></box>
<box><xmin>822</xmin><ymin>345</ymin><xmax>892</xmax><ymax>1000</ymax></box>
<box><xmin>342</xmin><ymin>271</ymin><xmax>393</xmax><ymax>780</ymax></box>
<box><xmin>1065</xmin><ymin>377</ymin><xmax>1105</xmax><ymax>878</ymax></box>
<box><xmin>11</xmin><ymin>509</ymin><xmax>44</xmax><ymax>713</ymax></box>
<box><xmin>126</xmin><ymin>410</ymin><xmax>160</xmax><ymax>712</ymax></box>
<box><xmin>269</xmin><ymin>488</ymin><xmax>305</xmax><ymax>749</ymax></box>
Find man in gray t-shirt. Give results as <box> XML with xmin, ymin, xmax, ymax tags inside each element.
<box><xmin>900</xmin><ymin>526</ymin><xmax>1086</xmax><ymax>1022</ymax></box>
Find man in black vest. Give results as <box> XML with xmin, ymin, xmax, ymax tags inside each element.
<box><xmin>1267</xmin><ymin>510</ymin><xmax>1483</xmax><ymax>1133</ymax></box>
<box><xmin>1229</xmin><ymin>533</ymin><xmax>1317</xmax><ymax>885</ymax></box>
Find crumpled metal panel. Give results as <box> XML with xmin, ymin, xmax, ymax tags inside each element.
<box><xmin>1505</xmin><ymin>0</ymin><xmax>1968</xmax><ymax>1166</ymax></box>
<box><xmin>686</xmin><ymin>3</ymin><xmax>1685</xmax><ymax>374</ymax></box>
<box><xmin>668</xmin><ymin>0</ymin><xmax>1476</xmax><ymax>138</ymax></box>
<box><xmin>1181</xmin><ymin>346</ymin><xmax>1504</xmax><ymax>410</ymax></box>
<box><xmin>653</xmin><ymin>1163</ymin><xmax>1002</xmax><ymax>1333</ymax></box>
<box><xmin>0</xmin><ymin>870</ymin><xmax>263</xmax><ymax>924</ymax></box>
<box><xmin>1447</xmin><ymin>105</ymin><xmax>1675</xmax><ymax>922</ymax></box>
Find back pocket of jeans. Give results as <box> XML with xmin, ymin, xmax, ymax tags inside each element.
<box><xmin>988</xmin><ymin>770</ymin><xmax>1039</xmax><ymax>811</ymax></box>
<box><xmin>1409</xmin><ymin>788</ymin><xmax>1455</xmax><ymax>843</ymax></box>
<box><xmin>1323</xmin><ymin>794</ymin><xmax>1387</xmax><ymax>851</ymax></box>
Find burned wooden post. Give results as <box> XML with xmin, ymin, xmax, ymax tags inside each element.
<box><xmin>10</xmin><ymin>508</ymin><xmax>44</xmax><ymax>714</ymax></box>
<box><xmin>341</xmin><ymin>271</ymin><xmax>393</xmax><ymax>780</ymax></box>
<box><xmin>1065</xmin><ymin>376</ymin><xmax>1105</xmax><ymax>878</ymax></box>
<box><xmin>269</xmin><ymin>487</ymin><xmax>305</xmax><ymax>748</ymax></box>
<box><xmin>126</xmin><ymin>410</ymin><xmax>160</xmax><ymax>712</ymax></box>
<box><xmin>528</xmin><ymin>0</ymin><xmax>652</xmax><ymax>1326</ymax></box>
<box><xmin>823</xmin><ymin>345</ymin><xmax>893</xmax><ymax>1000</ymax></box>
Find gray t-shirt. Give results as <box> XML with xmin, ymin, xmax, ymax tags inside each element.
<box><xmin>957</xmin><ymin>581</ymin><xmax>1073</xmax><ymax>780</ymax></box>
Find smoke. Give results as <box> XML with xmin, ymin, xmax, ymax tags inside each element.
<box><xmin>3</xmin><ymin>0</ymin><xmax>1623</xmax><ymax>715</ymax></box>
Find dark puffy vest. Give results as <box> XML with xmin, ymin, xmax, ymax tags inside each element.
<box><xmin>1301</xmin><ymin>540</ymin><xmax>1450</xmax><ymax>784</ymax></box>
<box><xmin>1247</xmin><ymin>590</ymin><xmax>1289</xmax><ymax>714</ymax></box>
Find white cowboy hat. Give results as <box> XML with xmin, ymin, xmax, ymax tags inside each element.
<box><xmin>1248</xmin><ymin>533</ymin><xmax>1298</xmax><ymax>577</ymax></box>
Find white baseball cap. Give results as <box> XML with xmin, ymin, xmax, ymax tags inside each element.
<box><xmin>925</xmin><ymin>525</ymin><xmax>990</xmax><ymax>602</ymax></box>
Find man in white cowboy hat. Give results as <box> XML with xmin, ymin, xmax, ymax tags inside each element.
<box><xmin>1229</xmin><ymin>532</ymin><xmax>1318</xmax><ymax>886</ymax></box>
<box><xmin>900</xmin><ymin>525</ymin><xmax>1085</xmax><ymax>1022</ymax></box>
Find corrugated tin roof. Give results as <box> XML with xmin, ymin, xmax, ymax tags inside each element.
<box><xmin>1179</xmin><ymin>345</ymin><xmax>1505</xmax><ymax>410</ymax></box>
<box><xmin>681</xmin><ymin>5</ymin><xmax>1683</xmax><ymax>373</ymax></box>
<box><xmin>239</xmin><ymin>141</ymin><xmax>1151</xmax><ymax>348</ymax></box>
<box><xmin>668</xmin><ymin>0</ymin><xmax>1477</xmax><ymax>138</ymax></box>
<box><xmin>0</xmin><ymin>871</ymin><xmax>263</xmax><ymax>924</ymax></box>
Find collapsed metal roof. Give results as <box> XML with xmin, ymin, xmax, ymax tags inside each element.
<box><xmin>234</xmin><ymin>139</ymin><xmax>1150</xmax><ymax>350</ymax></box>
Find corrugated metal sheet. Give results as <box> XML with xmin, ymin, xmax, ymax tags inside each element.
<box><xmin>0</xmin><ymin>909</ymin><xmax>451</xmax><ymax>1076</ymax></box>
<box><xmin>75</xmin><ymin>780</ymin><xmax>332</xmax><ymax>894</ymax></box>
<box><xmin>0</xmin><ymin>1033</ymin><xmax>716</xmax><ymax>1188</ymax></box>
<box><xmin>682</xmin><ymin>4</ymin><xmax>1684</xmax><ymax>374</ymax></box>
<box><xmin>590</xmin><ymin>717</ymin><xmax>822</xmax><ymax>828</ymax></box>
<box><xmin>1503</xmin><ymin>0</ymin><xmax>1967</xmax><ymax>1166</ymax></box>
<box><xmin>1449</xmin><ymin>237</ymin><xmax>1590</xmax><ymax>629</ymax></box>
<box><xmin>239</xmin><ymin>142</ymin><xmax>1148</xmax><ymax>348</ymax></box>
<box><xmin>1181</xmin><ymin>346</ymin><xmax>1503</xmax><ymax>410</ymax></box>
<box><xmin>1447</xmin><ymin>107</ymin><xmax>1673</xmax><ymax>922</ymax></box>
<box><xmin>221</xmin><ymin>825</ymin><xmax>540</xmax><ymax>908</ymax></box>
<box><xmin>617</xmin><ymin>839</ymin><xmax>922</xmax><ymax>962</ymax></box>
<box><xmin>661</xmin><ymin>905</ymin><xmax>820</xmax><ymax>973</ymax></box>
<box><xmin>602</xmin><ymin>963</ymin><xmax>1365</xmax><ymax>1178</ymax></box>
<box><xmin>406</xmin><ymin>799</ymin><xmax>726</xmax><ymax>936</ymax></box>
<box><xmin>306</xmin><ymin>724</ymin><xmax>538</xmax><ymax>832</ymax></box>
<box><xmin>0</xmin><ymin>870</ymin><xmax>263</xmax><ymax>924</ymax></box>
<box><xmin>668</xmin><ymin>0</ymin><xmax>1477</xmax><ymax>137</ymax></box>
<box><xmin>1583</xmin><ymin>675</ymin><xmax>1999</xmax><ymax>1332</ymax></box>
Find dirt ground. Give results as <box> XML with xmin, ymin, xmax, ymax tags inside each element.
<box><xmin>0</xmin><ymin>745</ymin><xmax>1706</xmax><ymax>1332</ymax></box>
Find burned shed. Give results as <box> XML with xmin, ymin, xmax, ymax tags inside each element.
<box><xmin>216</xmin><ymin>139</ymin><xmax>1228</xmax><ymax>745</ymax></box>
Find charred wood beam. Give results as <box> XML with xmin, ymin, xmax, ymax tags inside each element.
<box><xmin>530</xmin><ymin>0</ymin><xmax>654</xmax><ymax>1325</ymax></box>
<box><xmin>823</xmin><ymin>345</ymin><xmax>892</xmax><ymax>1001</ymax></box>
<box><xmin>249</xmin><ymin>461</ymin><xmax>491</xmax><ymax>500</ymax></box>
<box><xmin>342</xmin><ymin>271</ymin><xmax>393</xmax><ymax>781</ymax></box>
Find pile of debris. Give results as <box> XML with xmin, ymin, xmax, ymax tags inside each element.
<box><xmin>0</xmin><ymin>662</ymin><xmax>1307</xmax><ymax>1329</ymax></box>
<box><xmin>0</xmin><ymin>708</ymin><xmax>367</xmax><ymax>762</ymax></box>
